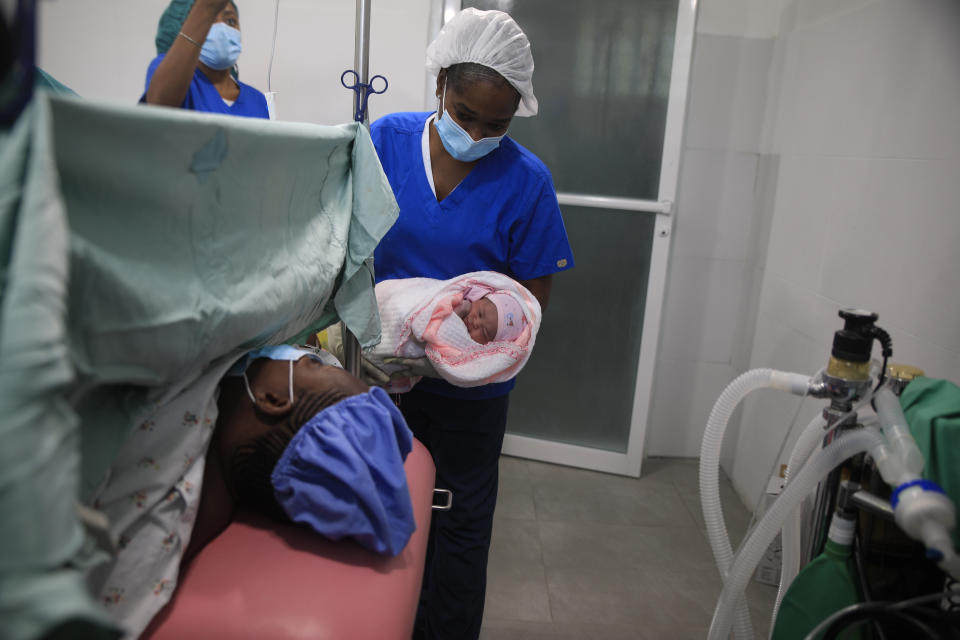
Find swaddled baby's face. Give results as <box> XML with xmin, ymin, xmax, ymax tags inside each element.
<box><xmin>463</xmin><ymin>297</ymin><xmax>498</xmax><ymax>345</ymax></box>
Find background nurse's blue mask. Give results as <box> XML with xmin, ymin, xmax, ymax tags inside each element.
<box><xmin>200</xmin><ymin>22</ymin><xmax>242</xmax><ymax>71</ymax></box>
<box><xmin>434</xmin><ymin>86</ymin><xmax>505</xmax><ymax>162</ymax></box>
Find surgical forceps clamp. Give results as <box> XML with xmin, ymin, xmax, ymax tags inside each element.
<box><xmin>341</xmin><ymin>70</ymin><xmax>388</xmax><ymax>123</ymax></box>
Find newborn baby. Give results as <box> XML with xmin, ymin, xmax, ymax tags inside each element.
<box><xmin>453</xmin><ymin>286</ymin><xmax>527</xmax><ymax>345</ymax></box>
<box><xmin>356</xmin><ymin>271</ymin><xmax>541</xmax><ymax>392</ymax></box>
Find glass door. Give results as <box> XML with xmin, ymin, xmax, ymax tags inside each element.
<box><xmin>441</xmin><ymin>0</ymin><xmax>696</xmax><ymax>476</ymax></box>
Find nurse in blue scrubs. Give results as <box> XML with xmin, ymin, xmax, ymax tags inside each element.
<box><xmin>370</xmin><ymin>9</ymin><xmax>574</xmax><ymax>640</ymax></box>
<box><xmin>142</xmin><ymin>0</ymin><xmax>268</xmax><ymax>118</ymax></box>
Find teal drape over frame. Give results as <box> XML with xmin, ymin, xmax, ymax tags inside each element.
<box><xmin>0</xmin><ymin>93</ymin><xmax>398</xmax><ymax>640</ymax></box>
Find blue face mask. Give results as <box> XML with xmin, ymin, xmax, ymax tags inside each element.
<box><xmin>226</xmin><ymin>344</ymin><xmax>343</xmax><ymax>406</ymax></box>
<box><xmin>434</xmin><ymin>85</ymin><xmax>506</xmax><ymax>162</ymax></box>
<box><xmin>200</xmin><ymin>22</ymin><xmax>242</xmax><ymax>71</ymax></box>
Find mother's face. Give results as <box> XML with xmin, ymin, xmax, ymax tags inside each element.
<box><xmin>245</xmin><ymin>357</ymin><xmax>369</xmax><ymax>409</ymax></box>
<box><xmin>215</xmin><ymin>357</ymin><xmax>368</xmax><ymax>483</ymax></box>
<box><xmin>290</xmin><ymin>356</ymin><xmax>369</xmax><ymax>398</ymax></box>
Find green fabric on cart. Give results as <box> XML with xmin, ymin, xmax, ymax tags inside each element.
<box><xmin>901</xmin><ymin>376</ymin><xmax>960</xmax><ymax>549</ymax></box>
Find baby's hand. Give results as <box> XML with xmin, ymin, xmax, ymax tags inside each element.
<box><xmin>453</xmin><ymin>297</ymin><xmax>471</xmax><ymax>318</ymax></box>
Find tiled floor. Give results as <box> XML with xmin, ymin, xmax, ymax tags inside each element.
<box><xmin>480</xmin><ymin>456</ymin><xmax>778</xmax><ymax>640</ymax></box>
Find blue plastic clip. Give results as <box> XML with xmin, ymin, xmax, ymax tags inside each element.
<box><xmin>341</xmin><ymin>70</ymin><xmax>388</xmax><ymax>123</ymax></box>
<box><xmin>891</xmin><ymin>478</ymin><xmax>946</xmax><ymax>509</ymax></box>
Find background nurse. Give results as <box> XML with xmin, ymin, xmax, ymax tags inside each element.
<box><xmin>142</xmin><ymin>0</ymin><xmax>268</xmax><ymax>118</ymax></box>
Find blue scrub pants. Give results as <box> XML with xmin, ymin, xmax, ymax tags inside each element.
<box><xmin>398</xmin><ymin>387</ymin><xmax>510</xmax><ymax>640</ymax></box>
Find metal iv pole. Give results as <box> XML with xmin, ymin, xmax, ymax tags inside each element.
<box><xmin>341</xmin><ymin>0</ymin><xmax>373</xmax><ymax>377</ymax></box>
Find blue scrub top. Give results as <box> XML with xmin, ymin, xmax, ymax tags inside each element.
<box><xmin>142</xmin><ymin>54</ymin><xmax>269</xmax><ymax>119</ymax></box>
<box><xmin>371</xmin><ymin>111</ymin><xmax>574</xmax><ymax>399</ymax></box>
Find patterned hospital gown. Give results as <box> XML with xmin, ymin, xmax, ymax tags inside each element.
<box><xmin>85</xmin><ymin>362</ymin><xmax>229</xmax><ymax>638</ymax></box>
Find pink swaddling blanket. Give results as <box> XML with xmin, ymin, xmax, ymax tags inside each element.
<box><xmin>370</xmin><ymin>271</ymin><xmax>542</xmax><ymax>391</ymax></box>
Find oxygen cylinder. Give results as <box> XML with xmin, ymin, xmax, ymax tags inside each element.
<box><xmin>772</xmin><ymin>514</ymin><xmax>864</xmax><ymax>640</ymax></box>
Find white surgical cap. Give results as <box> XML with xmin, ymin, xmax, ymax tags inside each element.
<box><xmin>426</xmin><ymin>8</ymin><xmax>538</xmax><ymax>117</ymax></box>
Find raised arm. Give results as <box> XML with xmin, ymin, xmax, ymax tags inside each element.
<box><xmin>144</xmin><ymin>0</ymin><xmax>229</xmax><ymax>107</ymax></box>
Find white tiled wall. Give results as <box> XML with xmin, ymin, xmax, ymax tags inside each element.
<box><xmin>650</xmin><ymin>0</ymin><xmax>960</xmax><ymax>514</ymax></box>
<box><xmin>696</xmin><ymin>0</ymin><xmax>784</xmax><ymax>39</ymax></box>
<box><xmin>645</xmin><ymin>13</ymin><xmax>778</xmax><ymax>457</ymax></box>
<box><xmin>682</xmin><ymin>37</ymin><xmax>774</xmax><ymax>153</ymax></box>
<box><xmin>729</xmin><ymin>0</ymin><xmax>960</xmax><ymax>506</ymax></box>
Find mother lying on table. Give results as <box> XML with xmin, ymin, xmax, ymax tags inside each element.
<box><xmin>186</xmin><ymin>345</ymin><xmax>416</xmax><ymax>563</ymax></box>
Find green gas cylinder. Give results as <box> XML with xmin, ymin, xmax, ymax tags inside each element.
<box><xmin>771</xmin><ymin>514</ymin><xmax>865</xmax><ymax>640</ymax></box>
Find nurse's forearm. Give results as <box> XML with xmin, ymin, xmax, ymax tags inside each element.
<box><xmin>144</xmin><ymin>1</ymin><xmax>224</xmax><ymax>107</ymax></box>
<box><xmin>519</xmin><ymin>274</ymin><xmax>553</xmax><ymax>312</ymax></box>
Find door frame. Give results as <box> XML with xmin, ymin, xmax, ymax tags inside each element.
<box><xmin>427</xmin><ymin>0</ymin><xmax>699</xmax><ymax>477</ymax></box>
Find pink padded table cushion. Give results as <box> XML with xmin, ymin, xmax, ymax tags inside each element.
<box><xmin>142</xmin><ymin>437</ymin><xmax>435</xmax><ymax>640</ymax></box>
